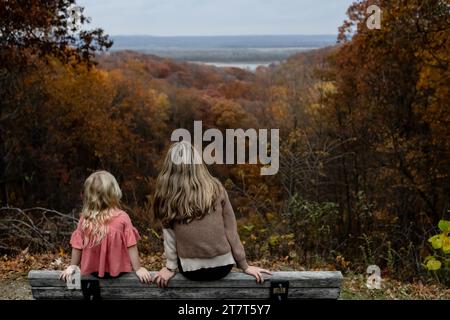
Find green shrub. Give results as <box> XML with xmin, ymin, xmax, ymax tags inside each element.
<box><xmin>286</xmin><ymin>194</ymin><xmax>339</xmax><ymax>264</ymax></box>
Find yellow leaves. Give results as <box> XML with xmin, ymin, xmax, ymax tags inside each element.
<box><xmin>428</xmin><ymin>220</ymin><xmax>450</xmax><ymax>252</ymax></box>
<box><xmin>58</xmin><ymin>247</ymin><xmax>66</xmax><ymax>257</ymax></box>
<box><xmin>149</xmin><ymin>228</ymin><xmax>161</xmax><ymax>240</ymax></box>
<box><xmin>336</xmin><ymin>255</ymin><xmax>351</xmax><ymax>269</ymax></box>
<box><xmin>241</xmin><ymin>224</ymin><xmax>254</xmax><ymax>234</ymax></box>
<box><xmin>147</xmin><ymin>89</ymin><xmax>170</xmax><ymax>133</ymax></box>
<box><xmin>429</xmin><ymin>234</ymin><xmax>443</xmax><ymax>250</ymax></box>
<box><xmin>268</xmin><ymin>234</ymin><xmax>295</xmax><ymax>248</ymax></box>
<box><xmin>314</xmin><ymin>81</ymin><xmax>336</xmax><ymax>95</ymax></box>
<box><xmin>268</xmin><ymin>235</ymin><xmax>279</xmax><ymax>247</ymax></box>
<box><xmin>268</xmin><ymin>85</ymin><xmax>288</xmax><ymax>97</ymax></box>
<box><xmin>267</xmin><ymin>85</ymin><xmax>291</xmax><ymax>127</ymax></box>
<box><xmin>211</xmin><ymin>99</ymin><xmax>248</xmax><ymax>128</ymax></box>
<box><xmin>443</xmin><ymin>237</ymin><xmax>450</xmax><ymax>254</ymax></box>
<box><xmin>425</xmin><ymin>256</ymin><xmax>441</xmax><ymax>271</ymax></box>
<box><xmin>223</xmin><ymin>178</ymin><xmax>234</xmax><ymax>190</ymax></box>
<box><xmin>425</xmin><ymin>220</ymin><xmax>450</xmax><ymax>272</ymax></box>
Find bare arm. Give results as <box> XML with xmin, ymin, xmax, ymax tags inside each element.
<box><xmin>127</xmin><ymin>245</ymin><xmax>141</xmax><ymax>271</ymax></box>
<box><xmin>70</xmin><ymin>248</ymin><xmax>82</xmax><ymax>266</ymax></box>
<box><xmin>128</xmin><ymin>245</ymin><xmax>152</xmax><ymax>284</ymax></box>
<box><xmin>60</xmin><ymin>248</ymin><xmax>82</xmax><ymax>281</ymax></box>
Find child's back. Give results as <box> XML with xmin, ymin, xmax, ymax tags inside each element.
<box><xmin>60</xmin><ymin>171</ymin><xmax>151</xmax><ymax>284</ymax></box>
<box><xmin>71</xmin><ymin>208</ymin><xmax>140</xmax><ymax>277</ymax></box>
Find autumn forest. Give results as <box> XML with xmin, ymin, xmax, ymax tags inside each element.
<box><xmin>0</xmin><ymin>0</ymin><xmax>449</xmax><ymax>293</ymax></box>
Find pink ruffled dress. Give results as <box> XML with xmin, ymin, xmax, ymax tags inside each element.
<box><xmin>70</xmin><ymin>209</ymin><xmax>140</xmax><ymax>277</ymax></box>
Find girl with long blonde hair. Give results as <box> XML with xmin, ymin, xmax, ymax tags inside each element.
<box><xmin>153</xmin><ymin>141</ymin><xmax>271</xmax><ymax>287</ymax></box>
<box><xmin>60</xmin><ymin>171</ymin><xmax>151</xmax><ymax>283</ymax></box>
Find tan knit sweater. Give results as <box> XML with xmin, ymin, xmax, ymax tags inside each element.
<box><xmin>169</xmin><ymin>189</ymin><xmax>249</xmax><ymax>270</ymax></box>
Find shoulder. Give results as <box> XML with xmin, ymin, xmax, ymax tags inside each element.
<box><xmin>111</xmin><ymin>208</ymin><xmax>132</xmax><ymax>222</ymax></box>
<box><xmin>75</xmin><ymin>214</ymin><xmax>84</xmax><ymax>230</ymax></box>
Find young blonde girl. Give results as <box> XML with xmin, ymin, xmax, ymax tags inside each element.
<box><xmin>153</xmin><ymin>141</ymin><xmax>271</xmax><ymax>287</ymax></box>
<box><xmin>60</xmin><ymin>171</ymin><xmax>151</xmax><ymax>283</ymax></box>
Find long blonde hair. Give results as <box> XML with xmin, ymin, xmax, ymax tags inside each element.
<box><xmin>153</xmin><ymin>141</ymin><xmax>223</xmax><ymax>227</ymax></box>
<box><xmin>81</xmin><ymin>170</ymin><xmax>122</xmax><ymax>247</ymax></box>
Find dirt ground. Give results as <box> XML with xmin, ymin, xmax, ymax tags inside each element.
<box><xmin>0</xmin><ymin>277</ymin><xmax>32</xmax><ymax>300</ymax></box>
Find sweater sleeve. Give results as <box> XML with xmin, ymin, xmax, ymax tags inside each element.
<box><xmin>222</xmin><ymin>190</ymin><xmax>249</xmax><ymax>270</ymax></box>
<box><xmin>163</xmin><ymin>228</ymin><xmax>179</xmax><ymax>270</ymax></box>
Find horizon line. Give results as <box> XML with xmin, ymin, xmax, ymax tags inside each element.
<box><xmin>109</xmin><ymin>33</ymin><xmax>338</xmax><ymax>38</ymax></box>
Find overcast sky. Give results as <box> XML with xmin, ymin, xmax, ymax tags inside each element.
<box><xmin>77</xmin><ymin>0</ymin><xmax>353</xmax><ymax>36</ymax></box>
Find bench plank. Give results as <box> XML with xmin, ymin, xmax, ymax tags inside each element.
<box><xmin>31</xmin><ymin>287</ymin><xmax>340</xmax><ymax>300</ymax></box>
<box><xmin>31</xmin><ymin>288</ymin><xmax>84</xmax><ymax>300</ymax></box>
<box><xmin>28</xmin><ymin>270</ymin><xmax>343</xmax><ymax>300</ymax></box>
<box><xmin>28</xmin><ymin>270</ymin><xmax>343</xmax><ymax>288</ymax></box>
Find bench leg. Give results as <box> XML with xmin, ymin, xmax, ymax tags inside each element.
<box><xmin>81</xmin><ymin>280</ymin><xmax>101</xmax><ymax>301</ymax></box>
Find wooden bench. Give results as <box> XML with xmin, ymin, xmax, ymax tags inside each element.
<box><xmin>28</xmin><ymin>270</ymin><xmax>343</xmax><ymax>300</ymax></box>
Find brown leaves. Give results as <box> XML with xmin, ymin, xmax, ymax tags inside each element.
<box><xmin>0</xmin><ymin>249</ymin><xmax>66</xmax><ymax>280</ymax></box>
<box><xmin>2</xmin><ymin>252</ymin><xmax>448</xmax><ymax>300</ymax></box>
<box><xmin>342</xmin><ymin>273</ymin><xmax>450</xmax><ymax>300</ymax></box>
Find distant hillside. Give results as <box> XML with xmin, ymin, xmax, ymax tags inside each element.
<box><xmin>109</xmin><ymin>35</ymin><xmax>337</xmax><ymax>65</ymax></box>
<box><xmin>111</xmin><ymin>35</ymin><xmax>337</xmax><ymax>50</ymax></box>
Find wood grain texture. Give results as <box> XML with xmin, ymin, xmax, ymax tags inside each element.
<box><xmin>28</xmin><ymin>270</ymin><xmax>343</xmax><ymax>288</ymax></box>
<box><xmin>31</xmin><ymin>287</ymin><xmax>340</xmax><ymax>300</ymax></box>
<box><xmin>28</xmin><ymin>270</ymin><xmax>343</xmax><ymax>300</ymax></box>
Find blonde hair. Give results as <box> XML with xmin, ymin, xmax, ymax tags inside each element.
<box><xmin>81</xmin><ymin>170</ymin><xmax>122</xmax><ymax>247</ymax></box>
<box><xmin>153</xmin><ymin>141</ymin><xmax>223</xmax><ymax>227</ymax></box>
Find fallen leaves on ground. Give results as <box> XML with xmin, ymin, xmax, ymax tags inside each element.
<box><xmin>1</xmin><ymin>252</ymin><xmax>449</xmax><ymax>300</ymax></box>
<box><xmin>341</xmin><ymin>273</ymin><xmax>450</xmax><ymax>300</ymax></box>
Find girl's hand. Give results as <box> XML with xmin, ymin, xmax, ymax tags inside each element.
<box><xmin>154</xmin><ymin>267</ymin><xmax>175</xmax><ymax>288</ymax></box>
<box><xmin>244</xmin><ymin>266</ymin><xmax>272</xmax><ymax>284</ymax></box>
<box><xmin>60</xmin><ymin>265</ymin><xmax>78</xmax><ymax>282</ymax></box>
<box><xmin>135</xmin><ymin>267</ymin><xmax>152</xmax><ymax>284</ymax></box>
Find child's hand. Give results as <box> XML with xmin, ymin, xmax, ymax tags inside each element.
<box><xmin>154</xmin><ymin>267</ymin><xmax>175</xmax><ymax>288</ymax></box>
<box><xmin>244</xmin><ymin>266</ymin><xmax>272</xmax><ymax>284</ymax></box>
<box><xmin>60</xmin><ymin>265</ymin><xmax>78</xmax><ymax>282</ymax></box>
<box><xmin>135</xmin><ymin>267</ymin><xmax>152</xmax><ymax>284</ymax></box>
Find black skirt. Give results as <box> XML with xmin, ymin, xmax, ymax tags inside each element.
<box><xmin>178</xmin><ymin>258</ymin><xmax>233</xmax><ymax>281</ymax></box>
